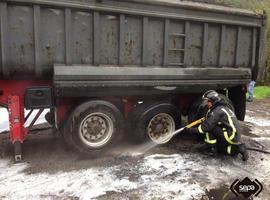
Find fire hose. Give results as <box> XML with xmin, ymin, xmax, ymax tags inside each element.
<box><xmin>154</xmin><ymin>117</ymin><xmax>205</xmax><ymax>144</ymax></box>
<box><xmin>153</xmin><ymin>117</ymin><xmax>270</xmax><ymax>155</ymax></box>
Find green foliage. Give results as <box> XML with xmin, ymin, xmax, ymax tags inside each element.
<box><xmin>217</xmin><ymin>0</ymin><xmax>270</xmax><ymax>84</ymax></box>
<box><xmin>254</xmin><ymin>86</ymin><xmax>270</xmax><ymax>99</ymax></box>
<box><xmin>217</xmin><ymin>0</ymin><xmax>270</xmax><ymax>13</ymax></box>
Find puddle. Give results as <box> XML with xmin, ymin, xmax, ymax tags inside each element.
<box><xmin>242</xmin><ymin>118</ymin><xmax>270</xmax><ymax>138</ymax></box>
<box><xmin>242</xmin><ymin>130</ymin><xmax>261</xmax><ymax>138</ymax></box>
<box><xmin>245</xmin><ymin>116</ymin><xmax>270</xmax><ymax>127</ymax></box>
<box><xmin>241</xmin><ymin>122</ymin><xmax>261</xmax><ymax>138</ymax></box>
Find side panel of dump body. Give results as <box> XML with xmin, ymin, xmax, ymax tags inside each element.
<box><xmin>0</xmin><ymin>0</ymin><xmax>265</xmax><ymax>82</ymax></box>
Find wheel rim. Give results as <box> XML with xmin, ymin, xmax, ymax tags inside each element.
<box><xmin>147</xmin><ymin>113</ymin><xmax>175</xmax><ymax>144</ymax></box>
<box><xmin>79</xmin><ymin>112</ymin><xmax>114</xmax><ymax>148</ymax></box>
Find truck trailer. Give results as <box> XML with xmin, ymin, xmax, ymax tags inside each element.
<box><xmin>0</xmin><ymin>0</ymin><xmax>267</xmax><ymax>161</ymax></box>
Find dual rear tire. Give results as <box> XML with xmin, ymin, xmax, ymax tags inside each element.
<box><xmin>61</xmin><ymin>90</ymin><xmax>244</xmax><ymax>155</ymax></box>
<box><xmin>127</xmin><ymin>102</ymin><xmax>181</xmax><ymax>144</ymax></box>
<box><xmin>62</xmin><ymin>100</ymin><xmax>123</xmax><ymax>155</ymax></box>
<box><xmin>188</xmin><ymin>93</ymin><xmax>236</xmax><ymax>123</ymax></box>
<box><xmin>62</xmin><ymin>100</ymin><xmax>182</xmax><ymax>155</ymax></box>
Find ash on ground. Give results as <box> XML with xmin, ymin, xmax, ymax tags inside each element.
<box><xmin>0</xmin><ymin>99</ymin><xmax>269</xmax><ymax>200</ymax></box>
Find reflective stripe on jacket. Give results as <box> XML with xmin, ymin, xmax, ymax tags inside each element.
<box><xmin>197</xmin><ymin>105</ymin><xmax>240</xmax><ymax>144</ymax></box>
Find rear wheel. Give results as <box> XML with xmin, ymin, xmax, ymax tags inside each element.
<box><xmin>79</xmin><ymin>112</ymin><xmax>114</xmax><ymax>148</ymax></box>
<box><xmin>62</xmin><ymin>100</ymin><xmax>124</xmax><ymax>155</ymax></box>
<box><xmin>127</xmin><ymin>102</ymin><xmax>181</xmax><ymax>144</ymax></box>
<box><xmin>187</xmin><ymin>93</ymin><xmax>235</xmax><ymax>142</ymax></box>
<box><xmin>188</xmin><ymin>94</ymin><xmax>235</xmax><ymax>123</ymax></box>
<box><xmin>187</xmin><ymin>98</ymin><xmax>208</xmax><ymax>123</ymax></box>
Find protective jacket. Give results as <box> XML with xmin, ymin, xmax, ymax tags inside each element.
<box><xmin>193</xmin><ymin>100</ymin><xmax>241</xmax><ymax>155</ymax></box>
<box><xmin>197</xmin><ymin>104</ymin><xmax>240</xmax><ymax>145</ymax></box>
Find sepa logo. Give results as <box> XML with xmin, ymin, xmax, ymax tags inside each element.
<box><xmin>230</xmin><ymin>177</ymin><xmax>263</xmax><ymax>199</ymax></box>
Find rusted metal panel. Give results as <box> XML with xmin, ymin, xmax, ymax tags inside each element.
<box><xmin>205</xmin><ymin>24</ymin><xmax>220</xmax><ymax>66</ymax></box>
<box><xmin>65</xmin><ymin>8</ymin><xmax>72</xmax><ymax>65</ymax></box>
<box><xmin>168</xmin><ymin>20</ymin><xmax>184</xmax><ymax>66</ymax></box>
<box><xmin>100</xmin><ymin>13</ymin><xmax>119</xmax><ymax>65</ymax></box>
<box><xmin>54</xmin><ymin>65</ymin><xmax>251</xmax><ymax>81</ymax></box>
<box><xmin>34</xmin><ymin>5</ymin><xmax>42</xmax><ymax>77</ymax></box>
<box><xmin>188</xmin><ymin>22</ymin><xmax>203</xmax><ymax>66</ymax></box>
<box><xmin>183</xmin><ymin>21</ymin><xmax>190</xmax><ymax>66</ymax></box>
<box><xmin>71</xmin><ymin>10</ymin><xmax>93</xmax><ymax>65</ymax></box>
<box><xmin>0</xmin><ymin>0</ymin><xmax>266</xmax><ymax>81</ymax></box>
<box><xmin>163</xmin><ymin>19</ymin><xmax>169</xmax><ymax>66</ymax></box>
<box><xmin>8</xmin><ymin>5</ymin><xmax>35</xmax><ymax>77</ymax></box>
<box><xmin>202</xmin><ymin>23</ymin><xmax>208</xmax><ymax>66</ymax></box>
<box><xmin>0</xmin><ymin>2</ymin><xmax>9</xmax><ymax>77</ymax></box>
<box><xmin>142</xmin><ymin>16</ymin><xmax>149</xmax><ymax>66</ymax></box>
<box><xmin>119</xmin><ymin>14</ymin><xmax>125</xmax><ymax>65</ymax></box>
<box><xmin>93</xmin><ymin>11</ymin><xmax>100</xmax><ymax>65</ymax></box>
<box><xmin>40</xmin><ymin>7</ymin><xmax>65</xmax><ymax>76</ymax></box>
<box><xmin>237</xmin><ymin>27</ymin><xmax>253</xmax><ymax>68</ymax></box>
<box><xmin>147</xmin><ymin>18</ymin><xmax>164</xmax><ymax>66</ymax></box>
<box><xmin>218</xmin><ymin>25</ymin><xmax>226</xmax><ymax>67</ymax></box>
<box><xmin>7</xmin><ymin>0</ymin><xmax>263</xmax><ymax>27</ymax></box>
<box><xmin>235</xmin><ymin>27</ymin><xmax>242</xmax><ymax>67</ymax></box>
<box><xmin>251</xmin><ymin>28</ymin><xmax>257</xmax><ymax>70</ymax></box>
<box><xmin>123</xmin><ymin>16</ymin><xmax>142</xmax><ymax>65</ymax></box>
<box><xmin>256</xmin><ymin>15</ymin><xmax>267</xmax><ymax>82</ymax></box>
<box><xmin>54</xmin><ymin>65</ymin><xmax>251</xmax><ymax>96</ymax></box>
<box><xmin>223</xmin><ymin>26</ymin><xmax>237</xmax><ymax>67</ymax></box>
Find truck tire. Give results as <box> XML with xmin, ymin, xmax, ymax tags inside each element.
<box><xmin>187</xmin><ymin>98</ymin><xmax>208</xmax><ymax>123</ymax></box>
<box><xmin>63</xmin><ymin>100</ymin><xmax>124</xmax><ymax>155</ymax></box>
<box><xmin>62</xmin><ymin>116</ymin><xmax>76</xmax><ymax>150</ymax></box>
<box><xmin>228</xmin><ymin>86</ymin><xmax>246</xmax><ymax>121</ymax></box>
<box><xmin>127</xmin><ymin>102</ymin><xmax>181</xmax><ymax>144</ymax></box>
<box><xmin>188</xmin><ymin>94</ymin><xmax>235</xmax><ymax>123</ymax></box>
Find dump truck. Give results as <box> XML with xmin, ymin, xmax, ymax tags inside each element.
<box><xmin>0</xmin><ymin>0</ymin><xmax>267</xmax><ymax>161</ymax></box>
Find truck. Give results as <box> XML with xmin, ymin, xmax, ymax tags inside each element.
<box><xmin>0</xmin><ymin>0</ymin><xmax>267</xmax><ymax>161</ymax></box>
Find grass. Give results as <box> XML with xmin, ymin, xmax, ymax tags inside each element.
<box><xmin>254</xmin><ymin>86</ymin><xmax>270</xmax><ymax>100</ymax></box>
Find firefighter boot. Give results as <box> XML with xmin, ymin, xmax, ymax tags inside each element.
<box><xmin>238</xmin><ymin>144</ymin><xmax>249</xmax><ymax>161</ymax></box>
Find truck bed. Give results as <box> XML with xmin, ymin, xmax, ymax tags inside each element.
<box><xmin>0</xmin><ymin>0</ymin><xmax>266</xmax><ymax>84</ymax></box>
<box><xmin>54</xmin><ymin>65</ymin><xmax>251</xmax><ymax>96</ymax></box>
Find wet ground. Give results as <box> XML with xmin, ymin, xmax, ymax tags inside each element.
<box><xmin>0</xmin><ymin>99</ymin><xmax>270</xmax><ymax>200</ymax></box>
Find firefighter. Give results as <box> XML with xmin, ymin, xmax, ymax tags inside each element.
<box><xmin>185</xmin><ymin>90</ymin><xmax>249</xmax><ymax>161</ymax></box>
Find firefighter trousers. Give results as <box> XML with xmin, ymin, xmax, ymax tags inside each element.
<box><xmin>204</xmin><ymin>126</ymin><xmax>239</xmax><ymax>156</ymax></box>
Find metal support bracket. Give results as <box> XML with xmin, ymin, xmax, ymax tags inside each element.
<box><xmin>14</xmin><ymin>141</ymin><xmax>22</xmax><ymax>162</ymax></box>
<box><xmin>8</xmin><ymin>95</ymin><xmax>44</xmax><ymax>162</ymax></box>
<box><xmin>8</xmin><ymin>95</ymin><xmax>25</xmax><ymax>162</ymax></box>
